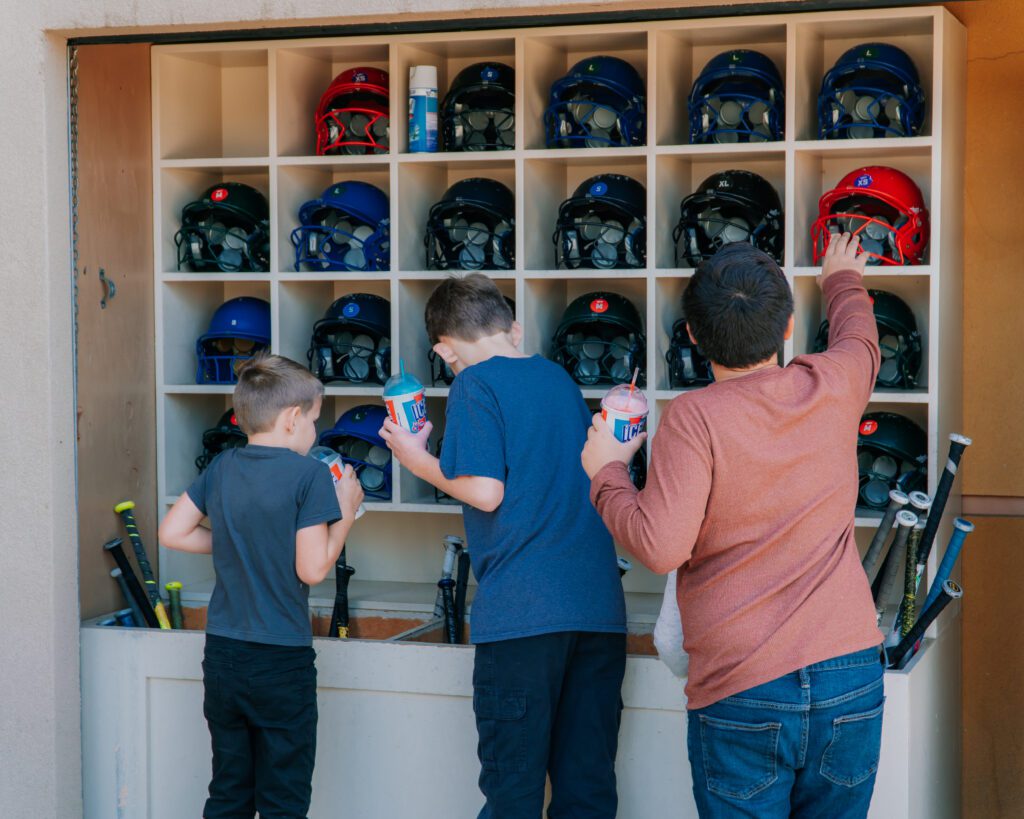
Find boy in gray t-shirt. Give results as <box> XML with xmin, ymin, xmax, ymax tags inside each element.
<box><xmin>160</xmin><ymin>354</ymin><xmax>363</xmax><ymax>817</ymax></box>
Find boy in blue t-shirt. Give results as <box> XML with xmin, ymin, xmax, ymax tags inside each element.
<box><xmin>160</xmin><ymin>354</ymin><xmax>364</xmax><ymax>818</ymax></box>
<box><xmin>381</xmin><ymin>273</ymin><xmax>627</xmax><ymax>818</ymax></box>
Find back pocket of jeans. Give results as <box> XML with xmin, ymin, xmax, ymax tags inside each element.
<box><xmin>473</xmin><ymin>686</ymin><xmax>528</xmax><ymax>773</ymax></box>
<box><xmin>698</xmin><ymin>714</ymin><xmax>780</xmax><ymax>800</ymax></box>
<box><xmin>820</xmin><ymin>700</ymin><xmax>885</xmax><ymax>787</ymax></box>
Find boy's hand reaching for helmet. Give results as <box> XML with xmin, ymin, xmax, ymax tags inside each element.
<box><xmin>820</xmin><ymin>231</ymin><xmax>868</xmax><ymax>287</ymax></box>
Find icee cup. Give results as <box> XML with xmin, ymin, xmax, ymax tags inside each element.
<box><xmin>600</xmin><ymin>384</ymin><xmax>649</xmax><ymax>443</ymax></box>
<box><xmin>383</xmin><ymin>371</ymin><xmax>427</xmax><ymax>433</ymax></box>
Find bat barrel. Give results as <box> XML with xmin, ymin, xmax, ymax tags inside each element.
<box><xmin>165</xmin><ymin>581</ymin><xmax>184</xmax><ymax>629</ymax></box>
<box><xmin>887</xmin><ymin>580</ymin><xmax>963</xmax><ymax>669</ymax></box>
<box><xmin>920</xmin><ymin>518</ymin><xmax>974</xmax><ymax>614</ymax></box>
<box><xmin>103</xmin><ymin>538</ymin><xmax>159</xmax><ymax>627</ymax></box>
<box><xmin>111</xmin><ymin>567</ymin><xmax>147</xmax><ymax>629</ymax></box>
<box><xmin>439</xmin><ymin>577</ymin><xmax>457</xmax><ymax>644</ymax></box>
<box><xmin>875</xmin><ymin>510</ymin><xmax>917</xmax><ymax>619</ymax></box>
<box><xmin>862</xmin><ymin>490</ymin><xmax>908</xmax><ymax>581</ymax></box>
<box><xmin>917</xmin><ymin>434</ymin><xmax>971</xmax><ymax>566</ymax></box>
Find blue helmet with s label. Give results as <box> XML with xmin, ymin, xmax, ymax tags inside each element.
<box><xmin>291</xmin><ymin>181</ymin><xmax>390</xmax><ymax>272</ymax></box>
<box><xmin>319</xmin><ymin>405</ymin><xmax>393</xmax><ymax>500</ymax></box>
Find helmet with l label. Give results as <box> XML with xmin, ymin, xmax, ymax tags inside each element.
<box><xmin>195</xmin><ymin>297</ymin><xmax>271</xmax><ymax>385</ymax></box>
<box><xmin>814</xmin><ymin>289</ymin><xmax>922</xmax><ymax>389</ymax></box>
<box><xmin>673</xmin><ymin>170</ymin><xmax>783</xmax><ymax>266</ymax></box>
<box><xmin>688</xmin><ymin>50</ymin><xmax>784</xmax><ymax>144</ymax></box>
<box><xmin>441</xmin><ymin>62</ymin><xmax>515</xmax><ymax>152</ymax></box>
<box><xmin>315</xmin><ymin>67</ymin><xmax>390</xmax><ymax>156</ymax></box>
<box><xmin>544</xmin><ymin>55</ymin><xmax>646</xmax><ymax>149</ymax></box>
<box><xmin>857</xmin><ymin>412</ymin><xmax>927</xmax><ymax>510</ymax></box>
<box><xmin>425</xmin><ymin>178</ymin><xmax>515</xmax><ymax>271</ymax></box>
<box><xmin>551</xmin><ymin>292</ymin><xmax>646</xmax><ymax>387</ymax></box>
<box><xmin>818</xmin><ymin>43</ymin><xmax>926</xmax><ymax>140</ymax></box>
<box><xmin>195</xmin><ymin>408</ymin><xmax>248</xmax><ymax>472</ymax></box>
<box><xmin>291</xmin><ymin>181</ymin><xmax>390</xmax><ymax>272</ymax></box>
<box><xmin>812</xmin><ymin>166</ymin><xmax>929</xmax><ymax>266</ymax></box>
<box><xmin>175</xmin><ymin>183</ymin><xmax>270</xmax><ymax>273</ymax></box>
<box><xmin>307</xmin><ymin>293</ymin><xmax>391</xmax><ymax>385</ymax></box>
<box><xmin>554</xmin><ymin>174</ymin><xmax>646</xmax><ymax>270</ymax></box>
<box><xmin>319</xmin><ymin>405</ymin><xmax>393</xmax><ymax>500</ymax></box>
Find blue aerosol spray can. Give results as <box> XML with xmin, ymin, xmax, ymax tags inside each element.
<box><xmin>408</xmin><ymin>65</ymin><xmax>439</xmax><ymax>152</ymax></box>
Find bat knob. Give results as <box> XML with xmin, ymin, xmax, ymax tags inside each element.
<box><xmin>896</xmin><ymin>510</ymin><xmax>918</xmax><ymax>527</ymax></box>
<box><xmin>953</xmin><ymin>518</ymin><xmax>975</xmax><ymax>533</ymax></box>
<box><xmin>949</xmin><ymin>433</ymin><xmax>972</xmax><ymax>447</ymax></box>
<box><xmin>114</xmin><ymin>501</ymin><xmax>136</xmax><ymax>513</ymax></box>
<box><xmin>165</xmin><ymin>581</ymin><xmax>183</xmax><ymax>592</ymax></box>
<box><xmin>102</xmin><ymin>537</ymin><xmax>124</xmax><ymax>551</ymax></box>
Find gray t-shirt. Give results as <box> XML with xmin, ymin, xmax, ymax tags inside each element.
<box><xmin>187</xmin><ymin>445</ymin><xmax>341</xmax><ymax>646</ymax></box>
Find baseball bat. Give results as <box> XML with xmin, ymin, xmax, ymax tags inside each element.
<box><xmin>875</xmin><ymin>510</ymin><xmax>917</xmax><ymax>627</ymax></box>
<box><xmin>617</xmin><ymin>556</ymin><xmax>633</xmax><ymax>578</ymax></box>
<box><xmin>892</xmin><ymin>492</ymin><xmax>932</xmax><ymax>642</ymax></box>
<box><xmin>103</xmin><ymin>538</ymin><xmax>159</xmax><ymax>627</ymax></box>
<box><xmin>165</xmin><ymin>581</ymin><xmax>184</xmax><ymax>629</ymax></box>
<box><xmin>114</xmin><ymin>501</ymin><xmax>171</xmax><ymax>630</ymax></box>
<box><xmin>114</xmin><ymin>608</ymin><xmax>137</xmax><ymax>627</ymax></box>
<box><xmin>916</xmin><ymin>434</ymin><xmax>972</xmax><ymax>567</ymax></box>
<box><xmin>886</xmin><ymin>580</ymin><xmax>963</xmax><ymax>670</ymax></box>
<box><xmin>110</xmin><ymin>567</ymin><xmax>147</xmax><ymax>630</ymax></box>
<box><xmin>439</xmin><ymin>576</ymin><xmax>458</xmax><ymax>644</ymax></box>
<box><xmin>434</xmin><ymin>535</ymin><xmax>464</xmax><ymax>620</ymax></box>
<box><xmin>329</xmin><ymin>548</ymin><xmax>356</xmax><ymax>639</ymax></box>
<box><xmin>862</xmin><ymin>490</ymin><xmax>908</xmax><ymax>583</ymax></box>
<box><xmin>920</xmin><ymin>518</ymin><xmax>975</xmax><ymax>615</ymax></box>
<box><xmin>454</xmin><ymin>548</ymin><xmax>471</xmax><ymax>644</ymax></box>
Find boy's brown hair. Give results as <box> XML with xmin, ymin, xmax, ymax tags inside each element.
<box><xmin>233</xmin><ymin>354</ymin><xmax>324</xmax><ymax>434</ymax></box>
<box><xmin>424</xmin><ymin>273</ymin><xmax>513</xmax><ymax>345</ymax></box>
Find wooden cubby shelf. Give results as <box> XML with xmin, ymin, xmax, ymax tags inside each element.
<box><xmin>151</xmin><ymin>8</ymin><xmax>963</xmax><ymax>629</ymax></box>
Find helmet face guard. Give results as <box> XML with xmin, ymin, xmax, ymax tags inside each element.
<box><xmin>857</xmin><ymin>446</ymin><xmax>926</xmax><ymax>510</ymax></box>
<box><xmin>315</xmin><ymin>68</ymin><xmax>391</xmax><ymax>157</ymax></box>
<box><xmin>291</xmin><ymin>220</ymin><xmax>389</xmax><ymax>272</ymax></box>
<box><xmin>551</xmin><ymin>324</ymin><xmax>645</xmax><ymax>386</ymax></box>
<box><xmin>308</xmin><ymin>322</ymin><xmax>391</xmax><ymax>385</ymax></box>
<box><xmin>321</xmin><ymin>433</ymin><xmax>393</xmax><ymax>499</ymax></box>
<box><xmin>196</xmin><ymin>335</ymin><xmax>268</xmax><ymax>385</ymax></box>
<box><xmin>555</xmin><ymin>198</ymin><xmax>645</xmax><ymax>270</ymax></box>
<box><xmin>426</xmin><ymin>203</ymin><xmax>515</xmax><ymax>271</ymax></box>
<box><xmin>666</xmin><ymin>319</ymin><xmax>714</xmax><ymax>388</ymax></box>
<box><xmin>673</xmin><ymin>194</ymin><xmax>783</xmax><ymax>267</ymax></box>
<box><xmin>175</xmin><ymin>185</ymin><xmax>271</xmax><ymax>273</ymax></box>
<box><xmin>818</xmin><ymin>44</ymin><xmax>925</xmax><ymax>140</ymax></box>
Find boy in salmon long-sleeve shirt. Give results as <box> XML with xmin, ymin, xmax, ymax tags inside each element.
<box><xmin>582</xmin><ymin>234</ymin><xmax>885</xmax><ymax>819</ymax></box>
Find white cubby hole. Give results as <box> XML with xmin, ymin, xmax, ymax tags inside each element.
<box><xmin>151</xmin><ymin>7</ymin><xmax>963</xmax><ymax>640</ymax></box>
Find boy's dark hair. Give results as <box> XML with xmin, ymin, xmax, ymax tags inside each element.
<box><xmin>233</xmin><ymin>353</ymin><xmax>324</xmax><ymax>434</ymax></box>
<box><xmin>682</xmin><ymin>243</ymin><xmax>793</xmax><ymax>369</ymax></box>
<box><xmin>424</xmin><ymin>273</ymin><xmax>514</xmax><ymax>345</ymax></box>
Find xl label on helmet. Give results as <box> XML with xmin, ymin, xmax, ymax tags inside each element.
<box><xmin>590</xmin><ymin>298</ymin><xmax>609</xmax><ymax>313</ymax></box>
<box><xmin>860</xmin><ymin>420</ymin><xmax>879</xmax><ymax>435</ymax></box>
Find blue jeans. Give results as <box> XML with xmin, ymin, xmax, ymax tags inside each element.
<box><xmin>687</xmin><ymin>646</ymin><xmax>884</xmax><ymax>819</ymax></box>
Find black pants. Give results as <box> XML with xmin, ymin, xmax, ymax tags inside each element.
<box><xmin>473</xmin><ymin>631</ymin><xmax>627</xmax><ymax>819</ymax></box>
<box><xmin>202</xmin><ymin>634</ymin><xmax>317</xmax><ymax>819</ymax></box>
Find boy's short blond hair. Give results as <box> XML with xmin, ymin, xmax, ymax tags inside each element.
<box><xmin>233</xmin><ymin>354</ymin><xmax>323</xmax><ymax>434</ymax></box>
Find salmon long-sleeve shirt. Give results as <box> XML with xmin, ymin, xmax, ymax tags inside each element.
<box><xmin>591</xmin><ymin>270</ymin><xmax>885</xmax><ymax>709</ymax></box>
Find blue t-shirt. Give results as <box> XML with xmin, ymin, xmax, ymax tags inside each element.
<box><xmin>440</xmin><ymin>355</ymin><xmax>627</xmax><ymax>643</ymax></box>
<box><xmin>187</xmin><ymin>445</ymin><xmax>341</xmax><ymax>647</ymax></box>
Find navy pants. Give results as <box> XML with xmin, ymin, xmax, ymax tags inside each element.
<box><xmin>687</xmin><ymin>646</ymin><xmax>885</xmax><ymax>819</ymax></box>
<box><xmin>473</xmin><ymin>631</ymin><xmax>627</xmax><ymax>819</ymax></box>
<box><xmin>202</xmin><ymin>634</ymin><xmax>318</xmax><ymax>819</ymax></box>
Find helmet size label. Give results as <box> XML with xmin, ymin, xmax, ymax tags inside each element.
<box><xmin>211</xmin><ymin>187</ymin><xmax>229</xmax><ymax>202</ymax></box>
<box><xmin>860</xmin><ymin>420</ymin><xmax>879</xmax><ymax>435</ymax></box>
<box><xmin>589</xmin><ymin>181</ymin><xmax>608</xmax><ymax>197</ymax></box>
<box><xmin>481</xmin><ymin>66</ymin><xmax>499</xmax><ymax>82</ymax></box>
<box><xmin>342</xmin><ymin>302</ymin><xmax>361</xmax><ymax>318</ymax></box>
<box><xmin>590</xmin><ymin>298</ymin><xmax>609</xmax><ymax>314</ymax></box>
<box><xmin>854</xmin><ymin>174</ymin><xmax>873</xmax><ymax>188</ymax></box>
